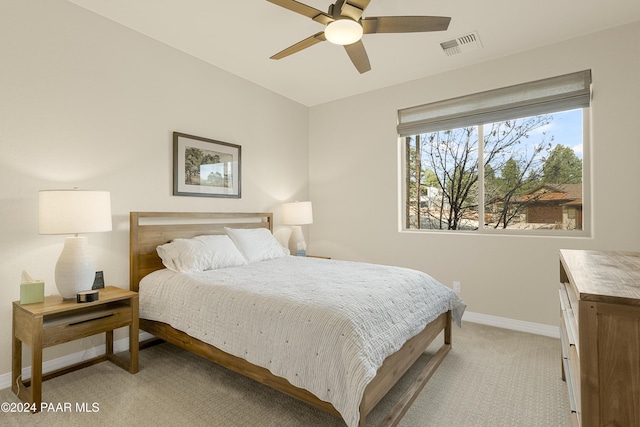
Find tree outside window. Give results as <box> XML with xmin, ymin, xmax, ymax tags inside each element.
<box><xmin>406</xmin><ymin>109</ymin><xmax>584</xmax><ymax>232</ymax></box>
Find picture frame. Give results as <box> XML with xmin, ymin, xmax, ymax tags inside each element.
<box><xmin>92</xmin><ymin>271</ymin><xmax>105</xmax><ymax>290</ymax></box>
<box><xmin>173</xmin><ymin>132</ymin><xmax>241</xmax><ymax>198</ymax></box>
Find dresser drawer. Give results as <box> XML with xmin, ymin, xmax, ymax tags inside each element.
<box><xmin>560</xmin><ymin>312</ymin><xmax>581</xmax><ymax>418</ymax></box>
<box><xmin>559</xmin><ymin>284</ymin><xmax>580</xmax><ymax>353</ymax></box>
<box><xmin>564</xmin><ymin>280</ymin><xmax>580</xmax><ymax>325</ymax></box>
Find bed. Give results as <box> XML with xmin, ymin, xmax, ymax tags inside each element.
<box><xmin>129</xmin><ymin>212</ymin><xmax>465</xmax><ymax>427</ymax></box>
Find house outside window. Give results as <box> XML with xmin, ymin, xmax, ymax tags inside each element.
<box><xmin>399</xmin><ymin>70</ymin><xmax>591</xmax><ymax>235</ymax></box>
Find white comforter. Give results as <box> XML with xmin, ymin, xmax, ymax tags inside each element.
<box><xmin>139</xmin><ymin>256</ymin><xmax>465</xmax><ymax>427</ymax></box>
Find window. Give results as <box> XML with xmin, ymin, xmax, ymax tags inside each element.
<box><xmin>399</xmin><ymin>70</ymin><xmax>591</xmax><ymax>234</ymax></box>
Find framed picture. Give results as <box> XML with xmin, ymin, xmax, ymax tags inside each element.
<box><xmin>92</xmin><ymin>271</ymin><xmax>105</xmax><ymax>290</ymax></box>
<box><xmin>173</xmin><ymin>132</ymin><xmax>241</xmax><ymax>198</ymax></box>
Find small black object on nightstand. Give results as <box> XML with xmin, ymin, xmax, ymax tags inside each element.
<box><xmin>93</xmin><ymin>271</ymin><xmax>105</xmax><ymax>289</ymax></box>
<box><xmin>77</xmin><ymin>289</ymin><xmax>99</xmax><ymax>303</ymax></box>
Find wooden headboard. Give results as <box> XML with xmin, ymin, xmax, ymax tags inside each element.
<box><xmin>129</xmin><ymin>212</ymin><xmax>273</xmax><ymax>292</ymax></box>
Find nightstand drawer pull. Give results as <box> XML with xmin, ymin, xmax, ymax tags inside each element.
<box><xmin>69</xmin><ymin>313</ymin><xmax>113</xmax><ymax>326</ymax></box>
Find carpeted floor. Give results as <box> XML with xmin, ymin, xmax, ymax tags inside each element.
<box><xmin>0</xmin><ymin>322</ymin><xmax>571</xmax><ymax>426</ymax></box>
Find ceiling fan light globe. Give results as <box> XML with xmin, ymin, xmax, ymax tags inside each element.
<box><xmin>325</xmin><ymin>19</ymin><xmax>363</xmax><ymax>45</ymax></box>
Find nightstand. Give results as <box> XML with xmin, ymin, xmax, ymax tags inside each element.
<box><xmin>12</xmin><ymin>286</ymin><xmax>139</xmax><ymax>411</ymax></box>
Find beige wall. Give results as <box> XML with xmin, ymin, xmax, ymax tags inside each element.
<box><xmin>0</xmin><ymin>0</ymin><xmax>308</xmax><ymax>376</ymax></box>
<box><xmin>308</xmin><ymin>22</ymin><xmax>640</xmax><ymax>327</ymax></box>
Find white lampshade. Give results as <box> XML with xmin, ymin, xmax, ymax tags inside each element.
<box><xmin>39</xmin><ymin>190</ymin><xmax>112</xmax><ymax>299</ymax></box>
<box><xmin>325</xmin><ymin>19</ymin><xmax>363</xmax><ymax>45</ymax></box>
<box><xmin>39</xmin><ymin>190</ymin><xmax>112</xmax><ymax>235</ymax></box>
<box><xmin>282</xmin><ymin>201</ymin><xmax>313</xmax><ymax>225</ymax></box>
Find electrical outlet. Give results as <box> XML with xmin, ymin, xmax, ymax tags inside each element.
<box><xmin>453</xmin><ymin>281</ymin><xmax>461</xmax><ymax>293</ymax></box>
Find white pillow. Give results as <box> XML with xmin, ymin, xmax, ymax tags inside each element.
<box><xmin>224</xmin><ymin>227</ymin><xmax>290</xmax><ymax>263</ymax></box>
<box><xmin>156</xmin><ymin>234</ymin><xmax>247</xmax><ymax>273</ymax></box>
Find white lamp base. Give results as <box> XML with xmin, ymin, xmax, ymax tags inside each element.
<box><xmin>55</xmin><ymin>236</ymin><xmax>96</xmax><ymax>300</ymax></box>
<box><xmin>288</xmin><ymin>226</ymin><xmax>307</xmax><ymax>256</ymax></box>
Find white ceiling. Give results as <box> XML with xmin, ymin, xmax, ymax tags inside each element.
<box><xmin>66</xmin><ymin>0</ymin><xmax>640</xmax><ymax>106</ymax></box>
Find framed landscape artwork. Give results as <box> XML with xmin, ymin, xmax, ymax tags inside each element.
<box><xmin>173</xmin><ymin>132</ymin><xmax>241</xmax><ymax>198</ymax></box>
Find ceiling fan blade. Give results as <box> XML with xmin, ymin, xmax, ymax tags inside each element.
<box><xmin>344</xmin><ymin>40</ymin><xmax>371</xmax><ymax>74</ymax></box>
<box><xmin>362</xmin><ymin>16</ymin><xmax>451</xmax><ymax>34</ymax></box>
<box><xmin>270</xmin><ymin>32</ymin><xmax>327</xmax><ymax>60</ymax></box>
<box><xmin>267</xmin><ymin>0</ymin><xmax>334</xmax><ymax>25</ymax></box>
<box><xmin>339</xmin><ymin>0</ymin><xmax>371</xmax><ymax>20</ymax></box>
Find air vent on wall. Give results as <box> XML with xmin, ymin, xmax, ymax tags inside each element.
<box><xmin>440</xmin><ymin>31</ymin><xmax>482</xmax><ymax>56</ymax></box>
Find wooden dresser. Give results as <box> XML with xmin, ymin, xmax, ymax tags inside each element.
<box><xmin>559</xmin><ymin>249</ymin><xmax>640</xmax><ymax>426</ymax></box>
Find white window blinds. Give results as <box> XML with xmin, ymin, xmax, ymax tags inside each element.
<box><xmin>397</xmin><ymin>70</ymin><xmax>591</xmax><ymax>137</ymax></box>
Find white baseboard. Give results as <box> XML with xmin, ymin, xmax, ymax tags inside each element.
<box><xmin>463</xmin><ymin>311</ymin><xmax>560</xmax><ymax>338</ymax></box>
<box><xmin>0</xmin><ymin>331</ymin><xmax>154</xmax><ymax>392</ymax></box>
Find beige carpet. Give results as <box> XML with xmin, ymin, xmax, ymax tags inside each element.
<box><xmin>0</xmin><ymin>322</ymin><xmax>571</xmax><ymax>426</ymax></box>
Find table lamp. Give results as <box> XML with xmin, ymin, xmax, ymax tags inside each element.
<box><xmin>39</xmin><ymin>189</ymin><xmax>112</xmax><ymax>299</ymax></box>
<box><xmin>282</xmin><ymin>201</ymin><xmax>313</xmax><ymax>256</ymax></box>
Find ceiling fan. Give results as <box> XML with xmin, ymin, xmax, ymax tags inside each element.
<box><xmin>267</xmin><ymin>0</ymin><xmax>451</xmax><ymax>74</ymax></box>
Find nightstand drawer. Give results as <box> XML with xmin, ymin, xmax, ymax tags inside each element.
<box><xmin>42</xmin><ymin>303</ymin><xmax>133</xmax><ymax>347</ymax></box>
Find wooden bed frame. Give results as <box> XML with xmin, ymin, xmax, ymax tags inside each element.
<box><xmin>129</xmin><ymin>212</ymin><xmax>452</xmax><ymax>427</ymax></box>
